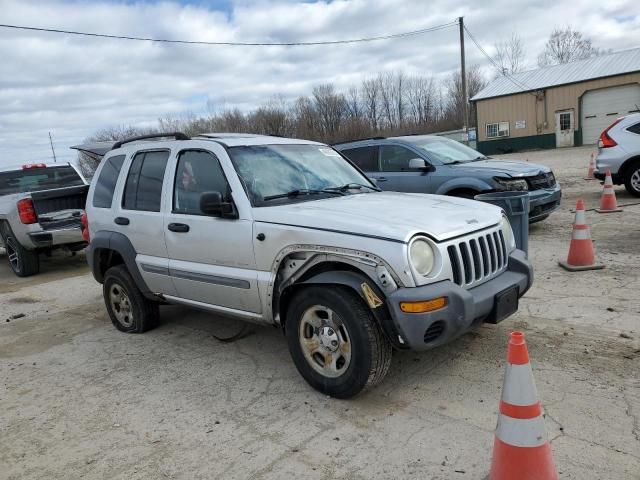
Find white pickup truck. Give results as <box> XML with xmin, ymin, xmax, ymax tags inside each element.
<box><xmin>0</xmin><ymin>162</ymin><xmax>89</xmax><ymax>276</ymax></box>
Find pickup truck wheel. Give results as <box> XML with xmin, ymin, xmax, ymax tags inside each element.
<box><xmin>623</xmin><ymin>161</ymin><xmax>640</xmax><ymax>197</ymax></box>
<box><xmin>4</xmin><ymin>235</ymin><xmax>39</xmax><ymax>277</ymax></box>
<box><xmin>103</xmin><ymin>265</ymin><xmax>159</xmax><ymax>333</ymax></box>
<box><xmin>285</xmin><ymin>286</ymin><xmax>392</xmax><ymax>399</ymax></box>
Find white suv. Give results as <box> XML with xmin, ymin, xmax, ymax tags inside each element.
<box><xmin>594</xmin><ymin>112</ymin><xmax>640</xmax><ymax>196</ymax></box>
<box><xmin>83</xmin><ymin>133</ymin><xmax>532</xmax><ymax>398</ymax></box>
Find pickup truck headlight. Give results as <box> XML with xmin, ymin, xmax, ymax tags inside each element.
<box><xmin>409</xmin><ymin>238</ymin><xmax>435</xmax><ymax>276</ymax></box>
<box><xmin>495</xmin><ymin>178</ymin><xmax>528</xmax><ymax>191</ymax></box>
<box><xmin>500</xmin><ymin>216</ymin><xmax>516</xmax><ymax>252</ymax></box>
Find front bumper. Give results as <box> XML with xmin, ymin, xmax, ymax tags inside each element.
<box><xmin>527</xmin><ymin>184</ymin><xmax>562</xmax><ymax>222</ymax></box>
<box><xmin>387</xmin><ymin>249</ymin><xmax>532</xmax><ymax>351</ymax></box>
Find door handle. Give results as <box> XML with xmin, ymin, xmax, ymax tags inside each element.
<box><xmin>376</xmin><ymin>177</ymin><xmax>388</xmax><ymax>182</ymax></box>
<box><xmin>168</xmin><ymin>223</ymin><xmax>190</xmax><ymax>233</ymax></box>
<box><xmin>114</xmin><ymin>217</ymin><xmax>129</xmax><ymax>225</ymax></box>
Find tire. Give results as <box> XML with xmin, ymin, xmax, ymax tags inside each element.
<box><xmin>285</xmin><ymin>286</ymin><xmax>392</xmax><ymax>399</ymax></box>
<box><xmin>103</xmin><ymin>265</ymin><xmax>159</xmax><ymax>333</ymax></box>
<box><xmin>623</xmin><ymin>161</ymin><xmax>640</xmax><ymax>197</ymax></box>
<box><xmin>4</xmin><ymin>234</ymin><xmax>39</xmax><ymax>277</ymax></box>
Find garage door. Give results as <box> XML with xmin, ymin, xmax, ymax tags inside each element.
<box><xmin>581</xmin><ymin>84</ymin><xmax>640</xmax><ymax>144</ymax></box>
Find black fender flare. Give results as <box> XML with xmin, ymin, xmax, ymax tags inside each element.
<box><xmin>299</xmin><ymin>270</ymin><xmax>405</xmax><ymax>349</ymax></box>
<box><xmin>87</xmin><ymin>231</ymin><xmax>152</xmax><ymax>296</ymax></box>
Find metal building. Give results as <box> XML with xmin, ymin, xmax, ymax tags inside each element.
<box><xmin>471</xmin><ymin>48</ymin><xmax>640</xmax><ymax>155</ymax></box>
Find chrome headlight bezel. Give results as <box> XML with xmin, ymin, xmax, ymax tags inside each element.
<box><xmin>408</xmin><ymin>236</ymin><xmax>437</xmax><ymax>277</ymax></box>
<box><xmin>495</xmin><ymin>177</ymin><xmax>529</xmax><ymax>191</ymax></box>
<box><xmin>500</xmin><ymin>215</ymin><xmax>516</xmax><ymax>252</ymax></box>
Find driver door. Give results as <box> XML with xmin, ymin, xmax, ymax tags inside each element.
<box><xmin>376</xmin><ymin>144</ymin><xmax>431</xmax><ymax>193</ymax></box>
<box><xmin>163</xmin><ymin>149</ymin><xmax>261</xmax><ymax>314</ymax></box>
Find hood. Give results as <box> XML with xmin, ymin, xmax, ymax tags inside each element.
<box><xmin>451</xmin><ymin>160</ymin><xmax>550</xmax><ymax>177</ymax></box>
<box><xmin>252</xmin><ymin>192</ymin><xmax>503</xmax><ymax>243</ymax></box>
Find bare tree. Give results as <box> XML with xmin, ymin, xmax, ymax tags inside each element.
<box><xmin>312</xmin><ymin>84</ymin><xmax>347</xmax><ymax>142</ymax></box>
<box><xmin>537</xmin><ymin>26</ymin><xmax>601</xmax><ymax>66</ymax></box>
<box><xmin>494</xmin><ymin>33</ymin><xmax>525</xmax><ymax>75</ymax></box>
<box><xmin>445</xmin><ymin>65</ymin><xmax>487</xmax><ymax>128</ymax></box>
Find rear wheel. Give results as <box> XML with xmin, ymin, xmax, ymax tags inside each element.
<box><xmin>623</xmin><ymin>161</ymin><xmax>640</xmax><ymax>197</ymax></box>
<box><xmin>4</xmin><ymin>235</ymin><xmax>39</xmax><ymax>277</ymax></box>
<box><xmin>285</xmin><ymin>286</ymin><xmax>392</xmax><ymax>398</ymax></box>
<box><xmin>103</xmin><ymin>265</ymin><xmax>159</xmax><ymax>333</ymax></box>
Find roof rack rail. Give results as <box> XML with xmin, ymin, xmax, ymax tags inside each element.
<box><xmin>112</xmin><ymin>132</ymin><xmax>190</xmax><ymax>149</ymax></box>
<box><xmin>332</xmin><ymin>136</ymin><xmax>386</xmax><ymax>146</ymax></box>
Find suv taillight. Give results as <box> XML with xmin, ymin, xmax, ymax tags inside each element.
<box><xmin>17</xmin><ymin>198</ymin><xmax>37</xmax><ymax>224</ymax></box>
<box><xmin>598</xmin><ymin>118</ymin><xmax>623</xmax><ymax>148</ymax></box>
<box><xmin>81</xmin><ymin>211</ymin><xmax>90</xmax><ymax>242</ymax></box>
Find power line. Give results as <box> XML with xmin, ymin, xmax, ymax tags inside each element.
<box><xmin>0</xmin><ymin>21</ymin><xmax>458</xmax><ymax>47</ymax></box>
<box><xmin>463</xmin><ymin>25</ymin><xmax>535</xmax><ymax>94</ymax></box>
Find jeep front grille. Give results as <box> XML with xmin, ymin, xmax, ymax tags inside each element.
<box><xmin>446</xmin><ymin>228</ymin><xmax>508</xmax><ymax>288</ymax></box>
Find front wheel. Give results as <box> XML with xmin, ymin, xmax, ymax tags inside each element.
<box><xmin>285</xmin><ymin>286</ymin><xmax>392</xmax><ymax>399</ymax></box>
<box><xmin>623</xmin><ymin>161</ymin><xmax>640</xmax><ymax>197</ymax></box>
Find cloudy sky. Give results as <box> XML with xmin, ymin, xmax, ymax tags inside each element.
<box><xmin>1</xmin><ymin>0</ymin><xmax>639</xmax><ymax>166</ymax></box>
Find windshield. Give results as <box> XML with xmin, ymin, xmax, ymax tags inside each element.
<box><xmin>401</xmin><ymin>136</ymin><xmax>487</xmax><ymax>165</ymax></box>
<box><xmin>228</xmin><ymin>144</ymin><xmax>375</xmax><ymax>206</ymax></box>
<box><xmin>0</xmin><ymin>166</ymin><xmax>84</xmax><ymax>196</ymax></box>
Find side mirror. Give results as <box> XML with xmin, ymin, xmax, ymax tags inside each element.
<box><xmin>200</xmin><ymin>191</ymin><xmax>237</xmax><ymax>218</ymax></box>
<box><xmin>408</xmin><ymin>158</ymin><xmax>434</xmax><ymax>171</ymax></box>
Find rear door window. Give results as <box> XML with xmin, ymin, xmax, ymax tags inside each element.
<box><xmin>122</xmin><ymin>151</ymin><xmax>170</xmax><ymax>212</ymax></box>
<box><xmin>92</xmin><ymin>155</ymin><xmax>125</xmax><ymax>208</ymax></box>
<box><xmin>380</xmin><ymin>145</ymin><xmax>419</xmax><ymax>172</ymax></box>
<box><xmin>341</xmin><ymin>146</ymin><xmax>379</xmax><ymax>172</ymax></box>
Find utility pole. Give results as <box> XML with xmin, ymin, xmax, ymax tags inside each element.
<box><xmin>458</xmin><ymin>16</ymin><xmax>468</xmax><ymax>140</ymax></box>
<box><xmin>48</xmin><ymin>132</ymin><xmax>57</xmax><ymax>163</ymax></box>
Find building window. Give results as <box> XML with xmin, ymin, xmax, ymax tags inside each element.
<box><xmin>559</xmin><ymin>112</ymin><xmax>571</xmax><ymax>131</ymax></box>
<box><xmin>486</xmin><ymin>122</ymin><xmax>509</xmax><ymax>139</ymax></box>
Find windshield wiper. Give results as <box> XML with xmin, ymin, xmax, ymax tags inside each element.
<box><xmin>324</xmin><ymin>182</ymin><xmax>381</xmax><ymax>193</ymax></box>
<box><xmin>263</xmin><ymin>189</ymin><xmax>345</xmax><ymax>201</ymax></box>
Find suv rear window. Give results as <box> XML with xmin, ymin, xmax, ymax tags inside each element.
<box><xmin>627</xmin><ymin>122</ymin><xmax>640</xmax><ymax>135</ymax></box>
<box><xmin>93</xmin><ymin>155</ymin><xmax>125</xmax><ymax>208</ymax></box>
<box><xmin>0</xmin><ymin>166</ymin><xmax>84</xmax><ymax>196</ymax></box>
<box><xmin>122</xmin><ymin>151</ymin><xmax>170</xmax><ymax>212</ymax></box>
<box><xmin>341</xmin><ymin>146</ymin><xmax>379</xmax><ymax>171</ymax></box>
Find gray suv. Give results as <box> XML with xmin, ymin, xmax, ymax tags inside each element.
<box><xmin>335</xmin><ymin>135</ymin><xmax>562</xmax><ymax>222</ymax></box>
<box><xmin>83</xmin><ymin>133</ymin><xmax>532</xmax><ymax>398</ymax></box>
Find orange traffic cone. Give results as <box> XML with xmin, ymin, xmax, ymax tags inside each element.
<box><xmin>559</xmin><ymin>199</ymin><xmax>604</xmax><ymax>271</ymax></box>
<box><xmin>595</xmin><ymin>170</ymin><xmax>622</xmax><ymax>213</ymax></box>
<box><xmin>489</xmin><ymin>332</ymin><xmax>558</xmax><ymax>480</ymax></box>
<box><xmin>585</xmin><ymin>153</ymin><xmax>596</xmax><ymax>180</ymax></box>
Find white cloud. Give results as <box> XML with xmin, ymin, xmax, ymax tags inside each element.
<box><xmin>0</xmin><ymin>0</ymin><xmax>638</xmax><ymax>165</ymax></box>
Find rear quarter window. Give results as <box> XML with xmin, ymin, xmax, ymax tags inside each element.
<box><xmin>92</xmin><ymin>155</ymin><xmax>126</xmax><ymax>208</ymax></box>
<box><xmin>627</xmin><ymin>122</ymin><xmax>640</xmax><ymax>135</ymax></box>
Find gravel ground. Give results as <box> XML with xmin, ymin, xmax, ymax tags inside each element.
<box><xmin>1</xmin><ymin>145</ymin><xmax>639</xmax><ymax>479</ymax></box>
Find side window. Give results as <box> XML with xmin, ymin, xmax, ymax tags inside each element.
<box><xmin>93</xmin><ymin>155</ymin><xmax>125</xmax><ymax>208</ymax></box>
<box><xmin>627</xmin><ymin>122</ymin><xmax>640</xmax><ymax>135</ymax></box>
<box><xmin>173</xmin><ymin>150</ymin><xmax>229</xmax><ymax>215</ymax></box>
<box><xmin>380</xmin><ymin>145</ymin><xmax>419</xmax><ymax>172</ymax></box>
<box><xmin>122</xmin><ymin>151</ymin><xmax>169</xmax><ymax>212</ymax></box>
<box><xmin>342</xmin><ymin>146</ymin><xmax>379</xmax><ymax>171</ymax></box>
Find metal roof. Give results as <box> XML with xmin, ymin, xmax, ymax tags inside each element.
<box><xmin>471</xmin><ymin>47</ymin><xmax>640</xmax><ymax>101</ymax></box>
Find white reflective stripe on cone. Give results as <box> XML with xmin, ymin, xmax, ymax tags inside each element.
<box><xmin>502</xmin><ymin>363</ymin><xmax>539</xmax><ymax>406</ymax></box>
<box><xmin>496</xmin><ymin>414</ymin><xmax>548</xmax><ymax>447</ymax></box>
<box><xmin>572</xmin><ymin>229</ymin><xmax>592</xmax><ymax>240</ymax></box>
<box><xmin>574</xmin><ymin>210</ymin><xmax>586</xmax><ymax>225</ymax></box>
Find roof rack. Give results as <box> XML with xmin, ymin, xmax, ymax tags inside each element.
<box><xmin>112</xmin><ymin>132</ymin><xmax>190</xmax><ymax>149</ymax></box>
<box><xmin>332</xmin><ymin>136</ymin><xmax>386</xmax><ymax>146</ymax></box>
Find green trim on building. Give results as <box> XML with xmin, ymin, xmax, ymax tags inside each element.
<box><xmin>477</xmin><ymin>133</ymin><xmax>556</xmax><ymax>155</ymax></box>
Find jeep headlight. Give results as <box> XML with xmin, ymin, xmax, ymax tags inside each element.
<box><xmin>500</xmin><ymin>216</ymin><xmax>516</xmax><ymax>252</ymax></box>
<box><xmin>495</xmin><ymin>178</ymin><xmax>528</xmax><ymax>191</ymax></box>
<box><xmin>409</xmin><ymin>238</ymin><xmax>435</xmax><ymax>276</ymax></box>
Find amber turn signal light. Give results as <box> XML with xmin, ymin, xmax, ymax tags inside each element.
<box><xmin>400</xmin><ymin>297</ymin><xmax>447</xmax><ymax>313</ymax></box>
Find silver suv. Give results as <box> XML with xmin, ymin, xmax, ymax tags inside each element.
<box><xmin>594</xmin><ymin>113</ymin><xmax>640</xmax><ymax>196</ymax></box>
<box><xmin>84</xmin><ymin>133</ymin><xmax>533</xmax><ymax>398</ymax></box>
